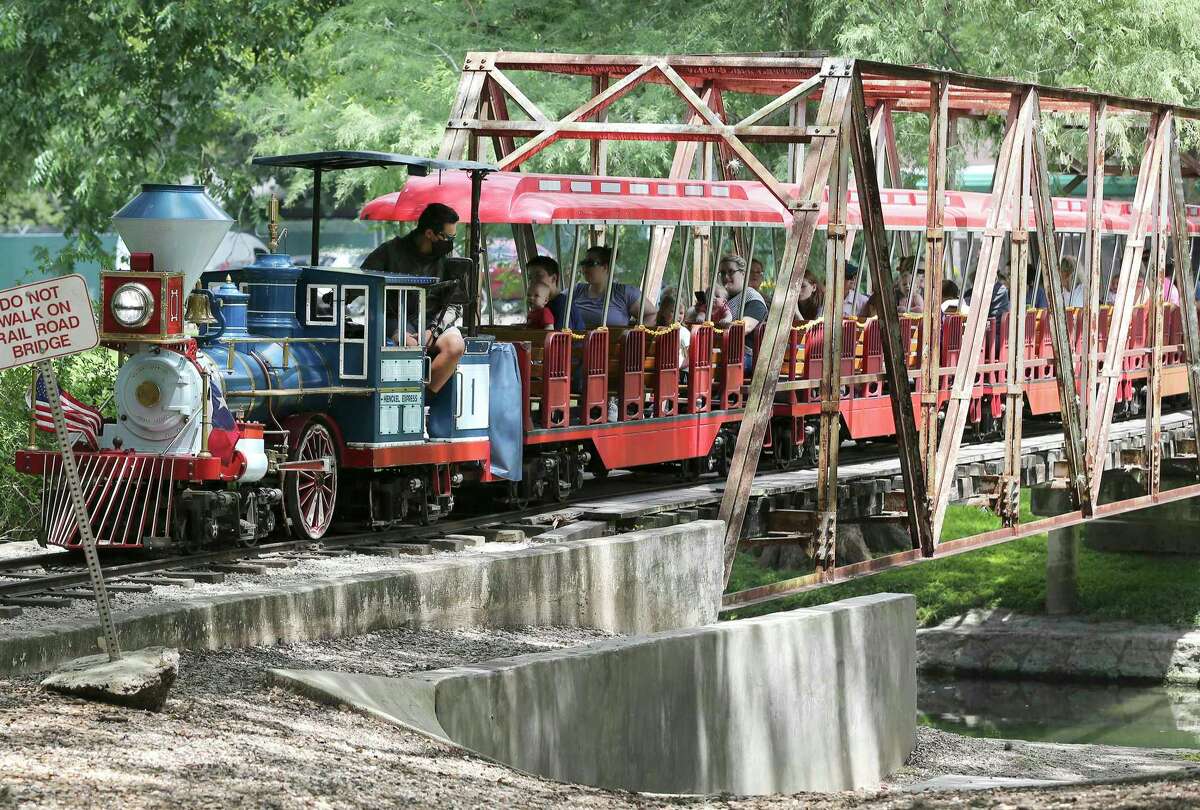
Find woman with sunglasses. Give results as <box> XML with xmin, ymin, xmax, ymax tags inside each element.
<box><xmin>719</xmin><ymin>255</ymin><xmax>768</xmax><ymax>372</ymax></box>
<box><xmin>565</xmin><ymin>245</ymin><xmax>642</xmax><ymax>330</ymax></box>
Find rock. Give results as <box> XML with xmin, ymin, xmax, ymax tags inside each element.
<box><xmin>478</xmin><ymin>528</ymin><xmax>523</xmax><ymax>543</ymax></box>
<box><xmin>442</xmin><ymin>533</ymin><xmax>486</xmax><ymax>547</ymax></box>
<box><xmin>430</xmin><ymin>538</ymin><xmax>466</xmax><ymax>552</ymax></box>
<box><xmin>838</xmin><ymin>527</ymin><xmax>871</xmax><ymax>565</ymax></box>
<box><xmin>42</xmin><ymin>646</ymin><xmax>178</xmax><ymax>711</ymax></box>
<box><xmin>859</xmin><ymin>520</ymin><xmax>913</xmax><ymax>555</ymax></box>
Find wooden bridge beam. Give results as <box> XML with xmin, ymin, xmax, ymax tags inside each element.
<box><xmin>848</xmin><ymin>71</ymin><xmax>935</xmax><ymax>557</ymax></box>
<box><xmin>1081</xmin><ymin>101</ymin><xmax>1107</xmax><ymax>452</ymax></box>
<box><xmin>1145</xmin><ymin>115</ymin><xmax>1171</xmax><ymax>494</ymax></box>
<box><xmin>930</xmin><ymin>94</ymin><xmax>1030</xmax><ymax>538</ymax></box>
<box><xmin>1167</xmin><ymin>116</ymin><xmax>1200</xmax><ymax>477</ymax></box>
<box><xmin>1086</xmin><ymin>112</ymin><xmax>1168</xmax><ymax>504</ymax></box>
<box><xmin>1029</xmin><ymin>89</ymin><xmax>1092</xmax><ymax>514</ymax></box>
<box><xmin>919</xmin><ymin>79</ymin><xmax>949</xmax><ymax>539</ymax></box>
<box><xmin>717</xmin><ymin>60</ymin><xmax>854</xmax><ymax>584</ymax></box>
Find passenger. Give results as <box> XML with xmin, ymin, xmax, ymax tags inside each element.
<box><xmin>684</xmin><ymin>287</ymin><xmax>730</xmax><ymax>326</ymax></box>
<box><xmin>860</xmin><ymin>292</ymin><xmax>882</xmax><ymax>320</ymax></box>
<box><xmin>1163</xmin><ymin>260</ymin><xmax>1181</xmax><ymax>306</ymax></box>
<box><xmin>896</xmin><ymin>257</ymin><xmax>924</xmax><ymax>313</ymax></box>
<box><xmin>843</xmin><ymin>262</ymin><xmax>870</xmax><ymax>316</ymax></box>
<box><xmin>527</xmin><ymin>255</ymin><xmax>567</xmax><ymax>327</ymax></box>
<box><xmin>565</xmin><ymin>245</ymin><xmax>641</xmax><ymax>330</ymax></box>
<box><xmin>1104</xmin><ymin>272</ymin><xmax>1149</xmax><ymax>305</ymax></box>
<box><xmin>361</xmin><ymin>202</ymin><xmax>464</xmax><ymax>394</ymax></box>
<box><xmin>1026</xmin><ymin>263</ymin><xmax>1049</xmax><ymax>308</ymax></box>
<box><xmin>655</xmin><ymin>288</ymin><xmax>691</xmax><ymax>370</ymax></box>
<box><xmin>1059</xmin><ymin>256</ymin><xmax>1085</xmax><ymax>307</ymax></box>
<box><xmin>749</xmin><ymin>258</ymin><xmax>766</xmax><ymax>291</ymax></box>
<box><xmin>1105</xmin><ymin>271</ymin><xmax>1120</xmax><ymax>304</ymax></box>
<box><xmin>796</xmin><ymin>271</ymin><xmax>824</xmax><ymax>322</ymax></box>
<box><xmin>718</xmin><ymin>255</ymin><xmax>768</xmax><ymax>369</ymax></box>
<box><xmin>967</xmin><ymin>276</ymin><xmax>1010</xmax><ymax>319</ymax></box>
<box><xmin>526</xmin><ymin>281</ymin><xmax>555</xmax><ymax>330</ymax></box>
<box><xmin>941</xmin><ymin>279</ymin><xmax>969</xmax><ymax>314</ymax></box>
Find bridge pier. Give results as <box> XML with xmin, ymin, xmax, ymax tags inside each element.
<box><xmin>1080</xmin><ymin>462</ymin><xmax>1200</xmax><ymax>554</ymax></box>
<box><xmin>1045</xmin><ymin>527</ymin><xmax>1079</xmax><ymax>616</ymax></box>
<box><xmin>1032</xmin><ymin>464</ymin><xmax>1200</xmax><ymax>616</ymax></box>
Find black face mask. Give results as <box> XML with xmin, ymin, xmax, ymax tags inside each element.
<box><xmin>432</xmin><ymin>239</ymin><xmax>454</xmax><ymax>257</ymax></box>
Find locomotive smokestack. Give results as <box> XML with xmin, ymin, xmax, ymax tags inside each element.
<box><xmin>112</xmin><ymin>184</ymin><xmax>234</xmax><ymax>290</ymax></box>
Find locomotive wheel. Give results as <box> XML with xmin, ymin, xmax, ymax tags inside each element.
<box><xmin>285</xmin><ymin>421</ymin><xmax>339</xmax><ymax>541</ymax></box>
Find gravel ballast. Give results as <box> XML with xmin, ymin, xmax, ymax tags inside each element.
<box><xmin>0</xmin><ymin>625</ymin><xmax>1196</xmax><ymax>809</ymax></box>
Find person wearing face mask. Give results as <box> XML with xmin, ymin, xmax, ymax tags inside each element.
<box><xmin>361</xmin><ymin>203</ymin><xmax>465</xmax><ymax>394</ymax></box>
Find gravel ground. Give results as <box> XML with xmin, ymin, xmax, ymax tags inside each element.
<box><xmin>0</xmin><ymin>541</ymin><xmax>532</xmax><ymax>637</ymax></box>
<box><xmin>0</xmin><ymin>539</ymin><xmax>68</xmax><ymax>563</ymax></box>
<box><xmin>0</xmin><ymin>625</ymin><xmax>1197</xmax><ymax>809</ymax></box>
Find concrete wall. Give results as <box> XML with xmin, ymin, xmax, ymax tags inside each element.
<box><xmin>0</xmin><ymin>520</ymin><xmax>724</xmax><ymax>675</ymax></box>
<box><xmin>274</xmin><ymin>593</ymin><xmax>917</xmax><ymax>795</ymax></box>
<box><xmin>918</xmin><ymin>609</ymin><xmax>1200</xmax><ymax>685</ymax></box>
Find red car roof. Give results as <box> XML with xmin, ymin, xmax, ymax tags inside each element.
<box><xmin>361</xmin><ymin>171</ymin><xmax>1200</xmax><ymax>235</ymax></box>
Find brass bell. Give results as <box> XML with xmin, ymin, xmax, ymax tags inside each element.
<box><xmin>185</xmin><ymin>283</ymin><xmax>216</xmax><ymax>325</ymax></box>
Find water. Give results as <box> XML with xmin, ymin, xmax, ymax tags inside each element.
<box><xmin>920</xmin><ymin>674</ymin><xmax>1200</xmax><ymax>749</ymax></box>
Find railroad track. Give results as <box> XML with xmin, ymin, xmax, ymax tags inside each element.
<box><xmin>0</xmin><ymin>409</ymin><xmax>1177</xmax><ymax>616</ymax></box>
<box><xmin>0</xmin><ymin>473</ymin><xmax>693</xmax><ymax>614</ymax></box>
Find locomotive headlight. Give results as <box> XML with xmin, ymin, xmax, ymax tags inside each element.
<box><xmin>111</xmin><ymin>283</ymin><xmax>154</xmax><ymax>328</ymax></box>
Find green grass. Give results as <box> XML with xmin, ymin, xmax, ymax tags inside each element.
<box><xmin>725</xmin><ymin>491</ymin><xmax>1200</xmax><ymax>628</ymax></box>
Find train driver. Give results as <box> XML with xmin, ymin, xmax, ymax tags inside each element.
<box><xmin>361</xmin><ymin>203</ymin><xmax>466</xmax><ymax>394</ymax></box>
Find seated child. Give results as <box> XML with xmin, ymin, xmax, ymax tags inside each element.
<box><xmin>526</xmin><ymin>281</ymin><xmax>556</xmax><ymax>330</ymax></box>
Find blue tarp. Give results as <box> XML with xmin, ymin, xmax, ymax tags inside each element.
<box><xmin>488</xmin><ymin>342</ymin><xmax>524</xmax><ymax>481</ymax></box>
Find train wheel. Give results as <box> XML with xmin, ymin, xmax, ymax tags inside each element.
<box><xmin>773</xmin><ymin>422</ymin><xmax>799</xmax><ymax>472</ymax></box>
<box><xmin>285</xmin><ymin>421</ymin><xmax>339</xmax><ymax>541</ymax></box>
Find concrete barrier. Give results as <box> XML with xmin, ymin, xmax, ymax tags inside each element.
<box><xmin>0</xmin><ymin>520</ymin><xmax>724</xmax><ymax>676</ymax></box>
<box><xmin>273</xmin><ymin>593</ymin><xmax>916</xmax><ymax>795</ymax></box>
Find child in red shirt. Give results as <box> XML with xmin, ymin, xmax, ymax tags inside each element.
<box><xmin>526</xmin><ymin>281</ymin><xmax>555</xmax><ymax>330</ymax></box>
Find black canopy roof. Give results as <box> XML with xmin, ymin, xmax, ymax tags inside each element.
<box><xmin>251</xmin><ymin>150</ymin><xmax>496</xmax><ymax>176</ymax></box>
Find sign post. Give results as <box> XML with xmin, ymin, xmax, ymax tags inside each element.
<box><xmin>0</xmin><ymin>275</ymin><xmax>118</xmax><ymax>661</ymax></box>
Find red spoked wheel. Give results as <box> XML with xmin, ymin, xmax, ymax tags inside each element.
<box><xmin>285</xmin><ymin>421</ymin><xmax>339</xmax><ymax>540</ymax></box>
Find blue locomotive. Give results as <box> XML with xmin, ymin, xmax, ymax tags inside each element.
<box><xmin>16</xmin><ymin>152</ymin><xmax>523</xmax><ymax>550</ymax></box>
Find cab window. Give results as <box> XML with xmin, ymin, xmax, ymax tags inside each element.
<box><xmin>307</xmin><ymin>285</ymin><xmax>337</xmax><ymax>325</ymax></box>
<box><xmin>342</xmin><ymin>286</ymin><xmax>367</xmax><ymax>340</ymax></box>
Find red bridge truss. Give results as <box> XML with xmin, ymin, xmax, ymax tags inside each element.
<box><xmin>436</xmin><ymin>51</ymin><xmax>1200</xmax><ymax>600</ymax></box>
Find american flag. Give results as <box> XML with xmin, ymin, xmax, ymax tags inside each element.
<box><xmin>28</xmin><ymin>373</ymin><xmax>103</xmax><ymax>450</ymax></box>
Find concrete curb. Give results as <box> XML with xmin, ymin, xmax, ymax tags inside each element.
<box><xmin>0</xmin><ymin>520</ymin><xmax>724</xmax><ymax>676</ymax></box>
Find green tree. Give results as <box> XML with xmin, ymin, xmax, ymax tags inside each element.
<box><xmin>0</xmin><ymin>0</ymin><xmax>335</xmax><ymax>271</ymax></box>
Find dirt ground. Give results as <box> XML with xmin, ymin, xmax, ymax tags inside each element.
<box><xmin>0</xmin><ymin>627</ymin><xmax>1196</xmax><ymax>809</ymax></box>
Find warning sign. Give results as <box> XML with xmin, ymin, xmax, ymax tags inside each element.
<box><xmin>0</xmin><ymin>275</ymin><xmax>98</xmax><ymax>371</ymax></box>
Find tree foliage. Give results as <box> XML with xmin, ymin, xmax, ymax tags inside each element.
<box><xmin>7</xmin><ymin>0</ymin><xmax>1200</xmax><ymax>250</ymax></box>
<box><xmin>0</xmin><ymin>0</ymin><xmax>334</xmax><ymax>271</ymax></box>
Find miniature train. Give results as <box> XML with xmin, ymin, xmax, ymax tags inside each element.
<box><xmin>13</xmin><ymin>151</ymin><xmax>1200</xmax><ymax>552</ymax></box>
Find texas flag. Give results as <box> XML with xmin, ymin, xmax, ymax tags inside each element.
<box><xmin>207</xmin><ymin>378</ymin><xmax>240</xmax><ymax>464</ymax></box>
